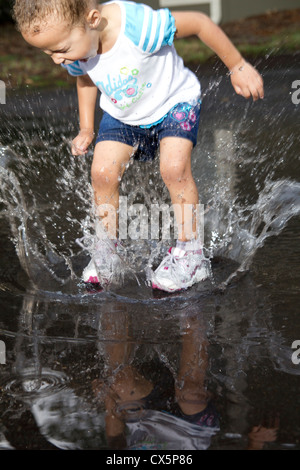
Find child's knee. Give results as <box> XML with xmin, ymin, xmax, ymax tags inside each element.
<box><xmin>160</xmin><ymin>160</ymin><xmax>191</xmax><ymax>186</ymax></box>
<box><xmin>91</xmin><ymin>162</ymin><xmax>121</xmax><ymax>189</ymax></box>
<box><xmin>91</xmin><ymin>142</ymin><xmax>132</xmax><ymax>190</ymax></box>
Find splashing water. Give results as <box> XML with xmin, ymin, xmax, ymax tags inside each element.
<box><xmin>206</xmin><ymin>179</ymin><xmax>300</xmax><ymax>287</ymax></box>
<box><xmin>0</xmin><ymin>84</ymin><xmax>299</xmax><ymax>296</ymax></box>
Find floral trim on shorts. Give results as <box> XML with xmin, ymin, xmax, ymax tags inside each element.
<box><xmin>170</xmin><ymin>103</ymin><xmax>199</xmax><ymax>131</ymax></box>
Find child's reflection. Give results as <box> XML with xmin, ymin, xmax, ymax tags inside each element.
<box><xmin>93</xmin><ymin>304</ymin><xmax>219</xmax><ymax>450</ymax></box>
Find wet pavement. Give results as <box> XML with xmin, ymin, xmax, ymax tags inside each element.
<box><xmin>0</xmin><ymin>57</ymin><xmax>300</xmax><ymax>450</ymax></box>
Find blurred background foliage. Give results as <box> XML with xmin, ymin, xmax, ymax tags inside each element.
<box><xmin>0</xmin><ymin>1</ymin><xmax>299</xmax><ymax>91</ymax></box>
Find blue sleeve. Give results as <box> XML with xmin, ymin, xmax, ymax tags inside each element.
<box><xmin>123</xmin><ymin>2</ymin><xmax>176</xmax><ymax>54</ymax></box>
<box><xmin>61</xmin><ymin>61</ymin><xmax>85</xmax><ymax>76</ymax></box>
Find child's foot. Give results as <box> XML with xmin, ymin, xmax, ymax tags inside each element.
<box><xmin>151</xmin><ymin>246</ymin><xmax>210</xmax><ymax>293</ymax></box>
<box><xmin>77</xmin><ymin>237</ymin><xmax>122</xmax><ymax>286</ymax></box>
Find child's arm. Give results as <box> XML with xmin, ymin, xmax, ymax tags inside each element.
<box><xmin>172</xmin><ymin>11</ymin><xmax>264</xmax><ymax>101</ymax></box>
<box><xmin>71</xmin><ymin>74</ymin><xmax>98</xmax><ymax>156</ymax></box>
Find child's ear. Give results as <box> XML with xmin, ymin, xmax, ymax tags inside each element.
<box><xmin>86</xmin><ymin>9</ymin><xmax>101</xmax><ymax>29</ymax></box>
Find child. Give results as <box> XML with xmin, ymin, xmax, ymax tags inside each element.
<box><xmin>13</xmin><ymin>0</ymin><xmax>264</xmax><ymax>292</ymax></box>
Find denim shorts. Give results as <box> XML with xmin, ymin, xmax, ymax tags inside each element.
<box><xmin>95</xmin><ymin>101</ymin><xmax>201</xmax><ymax>161</ymax></box>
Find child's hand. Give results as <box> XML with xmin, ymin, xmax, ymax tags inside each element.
<box><xmin>230</xmin><ymin>59</ymin><xmax>264</xmax><ymax>101</ymax></box>
<box><xmin>71</xmin><ymin>128</ymin><xmax>95</xmax><ymax>156</ymax></box>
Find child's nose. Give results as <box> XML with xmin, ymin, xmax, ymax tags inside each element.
<box><xmin>52</xmin><ymin>55</ymin><xmax>64</xmax><ymax>65</ymax></box>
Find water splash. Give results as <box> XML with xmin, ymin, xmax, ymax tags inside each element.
<box><xmin>206</xmin><ymin>179</ymin><xmax>300</xmax><ymax>288</ymax></box>
<box><xmin>1</xmin><ymin>367</ymin><xmax>69</xmax><ymax>400</ymax></box>
<box><xmin>0</xmin><ymin>146</ymin><xmax>76</xmax><ymax>291</ymax></box>
<box><xmin>0</xmin><ymin>84</ymin><xmax>299</xmax><ymax>296</ymax></box>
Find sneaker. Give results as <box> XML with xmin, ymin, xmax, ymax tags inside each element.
<box><xmin>151</xmin><ymin>247</ymin><xmax>210</xmax><ymax>293</ymax></box>
<box><xmin>76</xmin><ymin>236</ymin><xmax>122</xmax><ymax>286</ymax></box>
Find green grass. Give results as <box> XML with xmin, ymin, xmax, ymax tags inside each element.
<box><xmin>1</xmin><ymin>51</ymin><xmax>76</xmax><ymax>90</ymax></box>
<box><xmin>174</xmin><ymin>29</ymin><xmax>300</xmax><ymax>65</ymax></box>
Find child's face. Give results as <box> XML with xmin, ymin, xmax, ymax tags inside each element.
<box><xmin>22</xmin><ymin>15</ymin><xmax>100</xmax><ymax>65</ymax></box>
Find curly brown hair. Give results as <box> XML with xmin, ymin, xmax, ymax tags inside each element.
<box><xmin>13</xmin><ymin>0</ymin><xmax>98</xmax><ymax>33</ymax></box>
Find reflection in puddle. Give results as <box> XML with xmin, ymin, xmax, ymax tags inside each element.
<box><xmin>0</xmin><ymin>68</ymin><xmax>300</xmax><ymax>449</ymax></box>
<box><xmin>2</xmin><ymin>368</ymin><xmax>69</xmax><ymax>398</ymax></box>
<box><xmin>0</xmin><ymin>272</ymin><xmax>299</xmax><ymax>449</ymax></box>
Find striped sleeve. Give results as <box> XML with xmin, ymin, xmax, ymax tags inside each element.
<box><xmin>123</xmin><ymin>2</ymin><xmax>176</xmax><ymax>54</ymax></box>
<box><xmin>61</xmin><ymin>61</ymin><xmax>85</xmax><ymax>76</ymax></box>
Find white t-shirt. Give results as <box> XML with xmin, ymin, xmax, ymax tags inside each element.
<box><xmin>63</xmin><ymin>1</ymin><xmax>201</xmax><ymax>127</ymax></box>
<box><xmin>126</xmin><ymin>409</ymin><xmax>219</xmax><ymax>450</ymax></box>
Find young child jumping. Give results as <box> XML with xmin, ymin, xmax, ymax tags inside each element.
<box><xmin>13</xmin><ymin>0</ymin><xmax>264</xmax><ymax>293</ymax></box>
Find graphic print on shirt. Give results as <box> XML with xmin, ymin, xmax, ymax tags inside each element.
<box><xmin>96</xmin><ymin>66</ymin><xmax>152</xmax><ymax>111</ymax></box>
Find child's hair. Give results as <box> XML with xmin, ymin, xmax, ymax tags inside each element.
<box><xmin>13</xmin><ymin>0</ymin><xmax>98</xmax><ymax>33</ymax></box>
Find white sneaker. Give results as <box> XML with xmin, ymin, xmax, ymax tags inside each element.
<box><xmin>77</xmin><ymin>237</ymin><xmax>122</xmax><ymax>286</ymax></box>
<box><xmin>151</xmin><ymin>247</ymin><xmax>210</xmax><ymax>293</ymax></box>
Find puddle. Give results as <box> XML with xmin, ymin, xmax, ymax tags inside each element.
<box><xmin>0</xmin><ymin>65</ymin><xmax>300</xmax><ymax>450</ymax></box>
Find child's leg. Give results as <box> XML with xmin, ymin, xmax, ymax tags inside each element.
<box><xmin>175</xmin><ymin>315</ymin><xmax>208</xmax><ymax>416</ymax></box>
<box><xmin>159</xmin><ymin>137</ymin><xmax>199</xmax><ymax>242</ymax></box>
<box><xmin>152</xmin><ymin>136</ymin><xmax>209</xmax><ymax>292</ymax></box>
<box><xmin>91</xmin><ymin>140</ymin><xmax>134</xmax><ymax>239</ymax></box>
